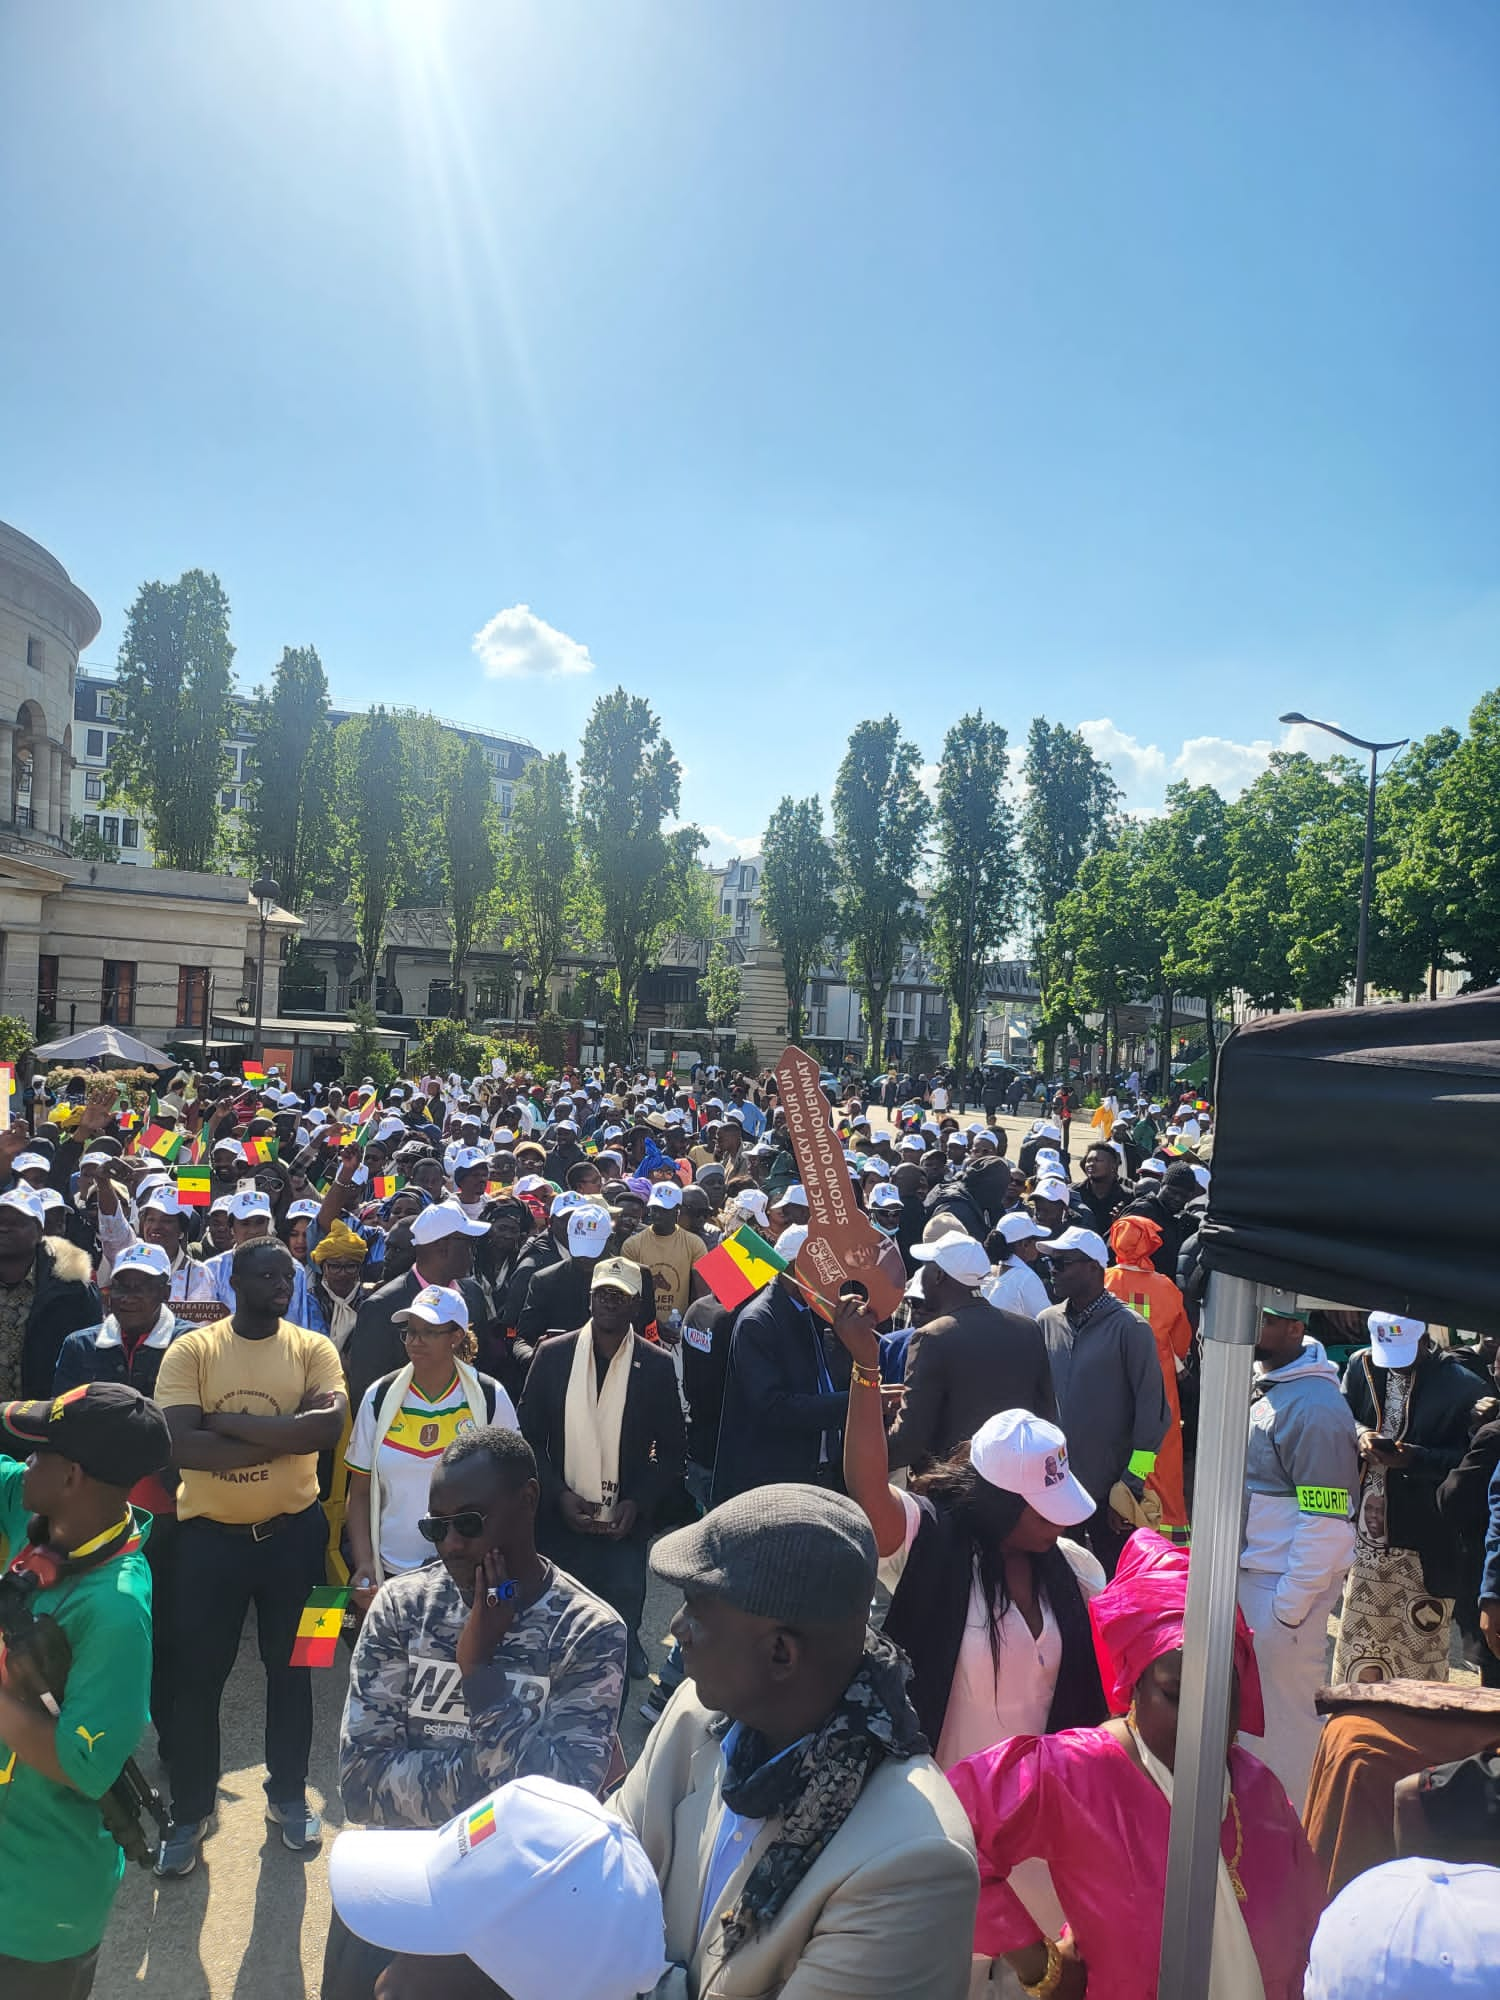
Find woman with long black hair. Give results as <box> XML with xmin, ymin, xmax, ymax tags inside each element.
<box><xmin>833</xmin><ymin>1296</ymin><xmax>1109</xmax><ymax>1766</ymax></box>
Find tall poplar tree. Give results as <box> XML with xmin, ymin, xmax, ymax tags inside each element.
<box><xmin>242</xmin><ymin>645</ymin><xmax>332</xmax><ymax>909</ymax></box>
<box><xmin>832</xmin><ymin>717</ymin><xmax>929</xmax><ymax>1067</ymax></box>
<box><xmin>760</xmin><ymin>795</ymin><xmax>838</xmax><ymax>1041</ymax></box>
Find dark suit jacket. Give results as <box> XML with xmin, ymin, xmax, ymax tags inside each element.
<box><xmin>343</xmin><ymin>1267</ymin><xmax>490</xmax><ymax>1413</ymax></box>
<box><xmin>517</xmin><ymin>1255</ymin><xmax>659</xmax><ymax>1348</ymax></box>
<box><xmin>710</xmin><ymin>1282</ymin><xmax>852</xmax><ymax>1506</ymax></box>
<box><xmin>518</xmin><ymin>1330</ymin><xmax>685</xmax><ymax>1536</ymax></box>
<box><xmin>885</xmin><ymin>1298</ymin><xmax>1056</xmax><ymax>1473</ymax></box>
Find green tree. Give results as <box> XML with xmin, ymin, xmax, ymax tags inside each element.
<box><xmin>341</xmin><ymin>999</ymin><xmax>398</xmax><ymax>1090</ymax></box>
<box><xmin>577</xmin><ymin>688</ymin><xmax>704</xmax><ymax>1048</ymax></box>
<box><xmin>1219</xmin><ymin>753</ymin><xmax>1352</xmax><ymax>1011</ymax></box>
<box><xmin>1156</xmin><ymin>784</ymin><xmax>1232</xmax><ymax>1079</ymax></box>
<box><xmin>331</xmin><ymin>708</ymin><xmax>415</xmax><ymax>999</ymax></box>
<box><xmin>1390</xmin><ymin>709</ymin><xmax>1497</xmax><ymax>986</ymax></box>
<box><xmin>109</xmin><ymin>570</ymin><xmax>235</xmax><ymax>870</ymax></box>
<box><xmin>832</xmin><ymin>717</ymin><xmax>930</xmax><ymax>1066</ymax></box>
<box><xmin>496</xmin><ymin>751</ymin><xmax>580</xmax><ymax>1004</ymax></box>
<box><xmin>760</xmin><ymin>796</ymin><xmax>838</xmax><ymax>1041</ymax></box>
<box><xmin>1019</xmin><ymin>720</ymin><xmax>1121</xmax><ymax>1071</ymax></box>
<box><xmin>441</xmin><ymin>737</ymin><xmax>500</xmax><ymax>1017</ymax></box>
<box><xmin>930</xmin><ymin>713</ymin><xmax>1018</xmax><ymax>1070</ymax></box>
<box><xmin>242</xmin><ymin>645</ymin><xmax>333</xmax><ymax>910</ymax></box>
<box><xmin>702</xmin><ymin>938</ymin><xmax>742</xmax><ymax>1029</ymax></box>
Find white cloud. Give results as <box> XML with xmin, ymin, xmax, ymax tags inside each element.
<box><xmin>918</xmin><ymin>761</ymin><xmax>942</xmax><ymax>803</ymax></box>
<box><xmin>696</xmin><ymin>823</ymin><xmax>761</xmax><ymax>865</ymax></box>
<box><xmin>1079</xmin><ymin>717</ymin><xmax>1329</xmax><ymax>810</ymax></box>
<box><xmin>471</xmin><ymin>604</ymin><xmax>595</xmax><ymax>679</ymax></box>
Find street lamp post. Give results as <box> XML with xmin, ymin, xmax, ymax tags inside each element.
<box><xmin>251</xmin><ymin>873</ymin><xmax>280</xmax><ymax>1063</ymax></box>
<box><xmin>1279</xmin><ymin>714</ymin><xmax>1409</xmax><ymax>1008</ymax></box>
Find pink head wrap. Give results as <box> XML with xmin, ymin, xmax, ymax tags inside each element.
<box><xmin>1088</xmin><ymin>1530</ymin><xmax>1265</xmax><ymax>1736</ymax></box>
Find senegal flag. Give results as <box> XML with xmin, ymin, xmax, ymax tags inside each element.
<box><xmin>140</xmin><ymin>1123</ymin><xmax>183</xmax><ymax>1163</ymax></box>
<box><xmin>289</xmin><ymin>1585</ymin><xmax>349</xmax><ymax>1668</ymax></box>
<box><xmin>176</xmin><ymin>1164</ymin><xmax>212</xmax><ymax>1208</ymax></box>
<box><xmin>241</xmin><ymin>1136</ymin><xmax>278</xmax><ymax>1165</ymax></box>
<box><xmin>696</xmin><ymin>1225</ymin><xmax>788</xmax><ymax>1311</ymax></box>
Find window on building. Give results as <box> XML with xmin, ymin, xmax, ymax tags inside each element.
<box><xmin>498</xmin><ymin>785</ymin><xmax>512</xmax><ymax>816</ymax></box>
<box><xmin>101</xmin><ymin>961</ymin><xmax>136</xmax><ymax>1026</ymax></box>
<box><xmin>85</xmin><ymin>729</ymin><xmax>104</xmax><ymax>759</ymax></box>
<box><xmin>102</xmin><ymin>816</ymin><xmax>119</xmax><ymax>847</ymax></box>
<box><xmin>427</xmin><ymin>979</ymin><xmax>454</xmax><ymax>1016</ymax></box>
<box><xmin>37</xmin><ymin>954</ymin><xmax>58</xmax><ymax>1026</ymax></box>
<box><xmin>104</xmin><ymin>732</ymin><xmax>120</xmax><ymax>763</ymax></box>
<box><xmin>811</xmin><ymin>981</ymin><xmax>828</xmax><ymax>1005</ymax></box>
<box><xmin>27</xmin><ymin>636</ymin><xmax>44</xmax><ymax>671</ymax></box>
<box><xmin>220</xmin><ymin>788</ymin><xmax>237</xmax><ymax>809</ymax></box>
<box><xmin>83</xmin><ymin>814</ymin><xmax>99</xmax><ymax>837</ymax></box>
<box><xmin>121</xmin><ymin>819</ymin><xmax>139</xmax><ymax>849</ymax></box>
<box><xmin>177</xmin><ymin>965</ymin><xmax>209</xmax><ymax>1028</ymax></box>
<box><xmin>97</xmin><ymin>691</ymin><xmax>114</xmax><ymax>719</ymax></box>
<box><xmin>84</xmin><ymin>774</ymin><xmax>103</xmax><ymax>801</ymax></box>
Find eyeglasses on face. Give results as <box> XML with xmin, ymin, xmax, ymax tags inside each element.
<box><xmin>416</xmin><ymin>1509</ymin><xmax>488</xmax><ymax>1543</ymax></box>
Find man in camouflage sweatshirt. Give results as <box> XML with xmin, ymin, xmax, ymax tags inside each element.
<box><xmin>325</xmin><ymin>1424</ymin><xmax>626</xmax><ymax>2000</ymax></box>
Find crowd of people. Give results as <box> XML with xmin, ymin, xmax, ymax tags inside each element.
<box><xmin>0</xmin><ymin>1053</ymin><xmax>1497</xmax><ymax>1999</ymax></box>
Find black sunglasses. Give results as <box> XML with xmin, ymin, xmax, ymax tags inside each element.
<box><xmin>416</xmin><ymin>1509</ymin><xmax>487</xmax><ymax>1544</ymax></box>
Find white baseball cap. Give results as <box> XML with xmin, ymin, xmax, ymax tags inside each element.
<box><xmin>227</xmin><ymin>1190</ymin><xmax>273</xmax><ymax>1222</ymax></box>
<box><xmin>997</xmin><ymin>1212</ymin><xmax>1051</xmax><ymax>1246</ymax></box>
<box><xmin>410</xmin><ymin>1201</ymin><xmax>489</xmax><ymax>1246</ymax></box>
<box><xmin>286</xmin><ymin>1199</ymin><xmax>321</xmax><ymax>1220</ymax></box>
<box><xmin>775</xmin><ymin>1223</ymin><xmax>809</xmax><ymax>1261</ymax></box>
<box><xmin>771</xmin><ymin>1183</ymin><xmax>808</xmax><ymax>1211</ymax></box>
<box><xmin>111</xmin><ymin>1241</ymin><xmax>173</xmax><ymax>1280</ymax></box>
<box><xmin>868</xmin><ymin>1184</ymin><xmax>903</xmax><ymax>1212</ymax></box>
<box><xmin>911</xmin><ymin>1234</ymin><xmax>991</xmax><ymax>1287</ymax></box>
<box><xmin>1033</xmin><ymin>1177</ymin><xmax>1072</xmax><ymax>1206</ymax></box>
<box><xmin>861</xmin><ymin>1158</ymin><xmax>891</xmax><ymax>1180</ymax></box>
<box><xmin>451</xmin><ymin>1147</ymin><xmax>489</xmax><ymax>1174</ymax></box>
<box><xmin>898</xmin><ymin>1134</ymin><xmax>924</xmax><ymax>1156</ymax></box>
<box><xmin>646</xmin><ymin>1182</ymin><xmax>682</xmax><ymax>1212</ymax></box>
<box><xmin>567</xmin><ymin>1205</ymin><xmax>614</xmax><ymax>1256</ymax></box>
<box><xmin>1138</xmin><ymin>1156</ymin><xmax>1166</xmax><ymax>1180</ymax></box>
<box><xmin>549</xmin><ymin>1191</ymin><xmax>586</xmax><ymax>1219</ymax></box>
<box><xmin>1368</xmin><ymin>1311</ymin><xmax>1425</xmax><ymax>1369</ymax></box>
<box><xmin>140</xmin><ymin>1185</ymin><xmax>186</xmax><ymax>1218</ymax></box>
<box><xmin>329</xmin><ymin>1775</ymin><xmax>668</xmax><ymax>2000</ymax></box>
<box><xmin>730</xmin><ymin>1189</ymin><xmax>770</xmax><ymax>1227</ymax></box>
<box><xmin>1041</xmin><ymin>1225</ymin><xmax>1110</xmax><ymax>1269</ymax></box>
<box><xmin>394</xmin><ymin>1284</ymin><xmax>471</xmax><ymax>1331</ymax></box>
<box><xmin>1035</xmin><ymin>1121</ymin><xmax>1063</xmax><ymax>1142</ymax></box>
<box><xmin>971</xmin><ymin>1409</ymin><xmax>1095</xmax><ymax>1526</ymax></box>
<box><xmin>1304</xmin><ymin>1857</ymin><xmax>1500</xmax><ymax>2000</ymax></box>
<box><xmin>514</xmin><ymin>1174</ymin><xmax>549</xmax><ymax>1196</ymax></box>
<box><xmin>11</xmin><ymin>1152</ymin><xmax>49</xmax><ymax>1176</ymax></box>
<box><xmin>213</xmin><ymin>1137</ymin><xmax>245</xmax><ymax>1159</ymax></box>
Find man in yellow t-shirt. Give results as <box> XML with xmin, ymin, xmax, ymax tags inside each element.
<box><xmin>152</xmin><ymin>1234</ymin><xmax>347</xmax><ymax>1879</ymax></box>
<box><xmin>621</xmin><ymin>1182</ymin><xmax>705</xmax><ymax>1322</ymax></box>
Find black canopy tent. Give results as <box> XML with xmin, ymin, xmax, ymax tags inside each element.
<box><xmin>1160</xmin><ymin>990</ymin><xmax>1500</xmax><ymax>1996</ymax></box>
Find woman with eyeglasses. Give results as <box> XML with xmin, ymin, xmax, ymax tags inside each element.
<box><xmin>343</xmin><ymin>1284</ymin><xmax>516</xmax><ymax>1617</ymax></box>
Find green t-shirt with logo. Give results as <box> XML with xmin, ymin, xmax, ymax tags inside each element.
<box><xmin>0</xmin><ymin>1459</ymin><xmax>153</xmax><ymax>1963</ymax></box>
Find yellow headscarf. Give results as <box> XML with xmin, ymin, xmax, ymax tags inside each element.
<box><xmin>311</xmin><ymin>1219</ymin><xmax>367</xmax><ymax>1265</ymax></box>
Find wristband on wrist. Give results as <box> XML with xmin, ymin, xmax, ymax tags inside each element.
<box><xmin>1020</xmin><ymin>1937</ymin><xmax>1065</xmax><ymax>1999</ymax></box>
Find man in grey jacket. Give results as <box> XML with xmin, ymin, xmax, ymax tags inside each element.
<box><xmin>1237</xmin><ymin>1295</ymin><xmax>1359</xmax><ymax>1805</ymax></box>
<box><xmin>1036</xmin><ymin>1226</ymin><xmax>1170</xmax><ymax>1575</ymax></box>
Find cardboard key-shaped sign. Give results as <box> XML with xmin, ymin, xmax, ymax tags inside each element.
<box><xmin>773</xmin><ymin>1044</ymin><xmax>906</xmax><ymax>1323</ymax></box>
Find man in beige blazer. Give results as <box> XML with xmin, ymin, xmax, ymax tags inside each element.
<box><xmin>616</xmin><ymin>1484</ymin><xmax>978</xmax><ymax>1999</ymax></box>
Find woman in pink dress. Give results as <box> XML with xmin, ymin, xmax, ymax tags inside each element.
<box><xmin>947</xmin><ymin>1530</ymin><xmax>1325</xmax><ymax>1999</ymax></box>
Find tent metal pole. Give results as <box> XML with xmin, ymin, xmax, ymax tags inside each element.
<box><xmin>1157</xmin><ymin>1270</ymin><xmax>1261</xmax><ymax>1999</ymax></box>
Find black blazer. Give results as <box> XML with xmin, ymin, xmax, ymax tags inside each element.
<box><xmin>710</xmin><ymin>1282</ymin><xmax>852</xmax><ymax>1506</ymax></box>
<box><xmin>518</xmin><ymin>1330</ymin><xmax>685</xmax><ymax>1536</ymax></box>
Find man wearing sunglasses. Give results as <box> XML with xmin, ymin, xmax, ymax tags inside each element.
<box><xmin>327</xmin><ymin>1424</ymin><xmax>628</xmax><ymax>2000</ymax></box>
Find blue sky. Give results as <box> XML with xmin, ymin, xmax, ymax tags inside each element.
<box><xmin>5</xmin><ymin>1</ymin><xmax>1499</xmax><ymax>857</ymax></box>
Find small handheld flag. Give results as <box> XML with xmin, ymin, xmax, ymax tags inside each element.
<box><xmin>140</xmin><ymin>1124</ymin><xmax>184</xmax><ymax>1163</ymax></box>
<box><xmin>176</xmin><ymin>1164</ymin><xmax>212</xmax><ymax>1208</ymax></box>
<box><xmin>696</xmin><ymin>1225</ymin><xmax>788</xmax><ymax>1311</ymax></box>
<box><xmin>241</xmin><ymin>1060</ymin><xmax>267</xmax><ymax>1085</ymax></box>
<box><xmin>289</xmin><ymin>1584</ymin><xmax>350</xmax><ymax>1668</ymax></box>
<box><xmin>241</xmin><ymin>1136</ymin><xmax>279</xmax><ymax>1165</ymax></box>
<box><xmin>371</xmin><ymin>1174</ymin><xmax>404</xmax><ymax>1200</ymax></box>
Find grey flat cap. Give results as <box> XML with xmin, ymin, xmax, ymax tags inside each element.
<box><xmin>652</xmin><ymin>1484</ymin><xmax>876</xmax><ymax>1627</ymax></box>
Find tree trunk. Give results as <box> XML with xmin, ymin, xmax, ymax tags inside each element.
<box><xmin>450</xmin><ymin>944</ymin><xmax>467</xmax><ymax>1020</ymax></box>
<box><xmin>1204</xmin><ymin>990</ymin><xmax>1218</xmax><ymax>1090</ymax></box>
<box><xmin>1158</xmin><ymin>988</ymin><xmax>1175</xmax><ymax>1095</ymax></box>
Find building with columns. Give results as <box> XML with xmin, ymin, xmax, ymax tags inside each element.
<box><xmin>0</xmin><ymin>521</ymin><xmax>95</xmax><ymax>850</ymax></box>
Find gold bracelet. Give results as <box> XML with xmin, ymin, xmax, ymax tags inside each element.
<box><xmin>1019</xmin><ymin>1937</ymin><xmax>1064</xmax><ymax>1999</ymax></box>
<box><xmin>850</xmin><ymin>1362</ymin><xmax>882</xmax><ymax>1388</ymax></box>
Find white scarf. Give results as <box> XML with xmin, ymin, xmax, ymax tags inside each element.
<box><xmin>363</xmin><ymin>1358</ymin><xmax>490</xmax><ymax>1582</ymax></box>
<box><xmin>1128</xmin><ymin>1723</ymin><xmax>1265</xmax><ymax>2000</ymax></box>
<box><xmin>562</xmin><ymin>1322</ymin><xmax>633</xmax><ymax>1519</ymax></box>
<box><xmin>320</xmin><ymin>1283</ymin><xmax>360</xmax><ymax>1353</ymax></box>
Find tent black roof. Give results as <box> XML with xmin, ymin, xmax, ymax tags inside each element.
<box><xmin>1199</xmin><ymin>989</ymin><xmax>1500</xmax><ymax>1337</ymax></box>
